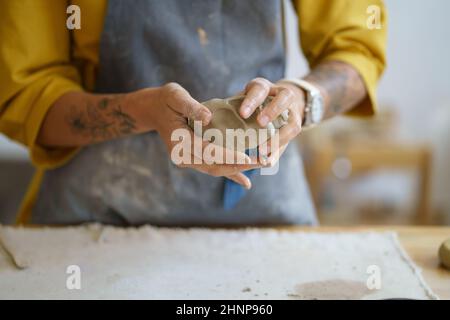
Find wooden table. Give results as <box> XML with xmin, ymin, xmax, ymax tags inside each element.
<box><xmin>284</xmin><ymin>226</ymin><xmax>450</xmax><ymax>299</ymax></box>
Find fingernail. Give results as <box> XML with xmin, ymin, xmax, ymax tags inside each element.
<box><xmin>242</xmin><ymin>106</ymin><xmax>251</xmax><ymax>118</ymax></box>
<box><xmin>204</xmin><ymin>109</ymin><xmax>212</xmax><ymax>118</ymax></box>
<box><xmin>245</xmin><ymin>180</ymin><xmax>252</xmax><ymax>189</ymax></box>
<box><xmin>259</xmin><ymin>114</ymin><xmax>269</xmax><ymax>126</ymax></box>
<box><xmin>201</xmin><ymin>110</ymin><xmax>212</xmax><ymax>125</ymax></box>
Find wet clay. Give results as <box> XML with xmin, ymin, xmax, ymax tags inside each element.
<box><xmin>288</xmin><ymin>279</ymin><xmax>374</xmax><ymax>300</ymax></box>
<box><xmin>189</xmin><ymin>95</ymin><xmax>289</xmax><ymax>150</ymax></box>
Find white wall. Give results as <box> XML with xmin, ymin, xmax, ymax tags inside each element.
<box><xmin>379</xmin><ymin>0</ymin><xmax>450</xmax><ymax>213</ymax></box>
<box><xmin>285</xmin><ymin>0</ymin><xmax>450</xmax><ymax>135</ymax></box>
<box><xmin>379</xmin><ymin>0</ymin><xmax>450</xmax><ymax>141</ymax></box>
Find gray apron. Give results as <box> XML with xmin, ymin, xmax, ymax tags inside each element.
<box><xmin>32</xmin><ymin>0</ymin><xmax>317</xmax><ymax>226</ymax></box>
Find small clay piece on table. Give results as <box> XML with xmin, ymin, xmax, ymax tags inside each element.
<box><xmin>438</xmin><ymin>238</ymin><xmax>450</xmax><ymax>270</ymax></box>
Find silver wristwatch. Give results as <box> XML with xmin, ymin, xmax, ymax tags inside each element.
<box><xmin>279</xmin><ymin>78</ymin><xmax>324</xmax><ymax>129</ymax></box>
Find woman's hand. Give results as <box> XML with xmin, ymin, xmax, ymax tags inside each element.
<box><xmin>239</xmin><ymin>77</ymin><xmax>306</xmax><ymax>165</ymax></box>
<box><xmin>138</xmin><ymin>82</ymin><xmax>261</xmax><ymax>188</ymax></box>
<box><xmin>38</xmin><ymin>83</ymin><xmax>259</xmax><ymax>188</ymax></box>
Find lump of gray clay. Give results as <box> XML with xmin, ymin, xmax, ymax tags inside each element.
<box><xmin>439</xmin><ymin>238</ymin><xmax>450</xmax><ymax>270</ymax></box>
<box><xmin>189</xmin><ymin>95</ymin><xmax>289</xmax><ymax>151</ymax></box>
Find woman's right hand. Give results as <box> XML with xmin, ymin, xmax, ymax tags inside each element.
<box><xmin>134</xmin><ymin>82</ymin><xmax>261</xmax><ymax>189</ymax></box>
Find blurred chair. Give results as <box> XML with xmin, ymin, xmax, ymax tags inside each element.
<box><xmin>299</xmin><ymin>110</ymin><xmax>433</xmax><ymax>225</ymax></box>
<box><xmin>304</xmin><ymin>141</ymin><xmax>432</xmax><ymax>225</ymax></box>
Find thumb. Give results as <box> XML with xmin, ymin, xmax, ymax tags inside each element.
<box><xmin>165</xmin><ymin>83</ymin><xmax>212</xmax><ymax>125</ymax></box>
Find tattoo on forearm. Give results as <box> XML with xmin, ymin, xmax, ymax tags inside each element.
<box><xmin>66</xmin><ymin>97</ymin><xmax>137</xmax><ymax>141</ymax></box>
<box><xmin>304</xmin><ymin>61</ymin><xmax>367</xmax><ymax>118</ymax></box>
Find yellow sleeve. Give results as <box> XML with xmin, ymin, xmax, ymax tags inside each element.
<box><xmin>293</xmin><ymin>0</ymin><xmax>387</xmax><ymax>115</ymax></box>
<box><xmin>0</xmin><ymin>0</ymin><xmax>83</xmax><ymax>169</ymax></box>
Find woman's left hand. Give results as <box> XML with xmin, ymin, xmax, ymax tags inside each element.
<box><xmin>239</xmin><ymin>77</ymin><xmax>306</xmax><ymax>166</ymax></box>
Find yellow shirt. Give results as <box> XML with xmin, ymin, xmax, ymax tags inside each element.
<box><xmin>0</xmin><ymin>0</ymin><xmax>387</xmax><ymax>224</ymax></box>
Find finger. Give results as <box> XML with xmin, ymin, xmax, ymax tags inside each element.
<box><xmin>258</xmin><ymin>106</ymin><xmax>302</xmax><ymax>156</ymax></box>
<box><xmin>277</xmin><ymin>105</ymin><xmax>302</xmax><ymax>147</ymax></box>
<box><xmin>202</xmin><ymin>141</ymin><xmax>254</xmax><ymax>165</ymax></box>
<box><xmin>190</xmin><ymin>139</ymin><xmax>263</xmax><ymax>175</ymax></box>
<box><xmin>173</xmin><ymin>130</ymin><xmax>261</xmax><ymax>172</ymax></box>
<box><xmin>261</xmin><ymin>126</ymin><xmax>296</xmax><ymax>157</ymax></box>
<box><xmin>164</xmin><ymin>117</ymin><xmax>261</xmax><ymax>176</ymax></box>
<box><xmin>164</xmin><ymin>82</ymin><xmax>212</xmax><ymax>125</ymax></box>
<box><xmin>178</xmin><ymin>151</ymin><xmax>262</xmax><ymax>177</ymax></box>
<box><xmin>257</xmin><ymin>87</ymin><xmax>292</xmax><ymax>127</ymax></box>
<box><xmin>199</xmin><ymin>146</ymin><xmax>262</xmax><ymax>175</ymax></box>
<box><xmin>265</xmin><ymin>143</ymin><xmax>288</xmax><ymax>168</ymax></box>
<box><xmin>191</xmin><ymin>158</ymin><xmax>262</xmax><ymax>177</ymax></box>
<box><xmin>225</xmin><ymin>173</ymin><xmax>252</xmax><ymax>189</ymax></box>
<box><xmin>240</xmin><ymin>78</ymin><xmax>272</xmax><ymax>119</ymax></box>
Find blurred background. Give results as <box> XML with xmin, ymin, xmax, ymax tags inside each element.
<box><xmin>1</xmin><ymin>0</ymin><xmax>449</xmax><ymax>225</ymax></box>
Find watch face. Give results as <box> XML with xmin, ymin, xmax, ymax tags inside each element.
<box><xmin>311</xmin><ymin>95</ymin><xmax>324</xmax><ymax>124</ymax></box>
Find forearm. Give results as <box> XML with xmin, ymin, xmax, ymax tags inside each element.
<box><xmin>37</xmin><ymin>89</ymin><xmax>159</xmax><ymax>147</ymax></box>
<box><xmin>303</xmin><ymin>60</ymin><xmax>367</xmax><ymax>119</ymax></box>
